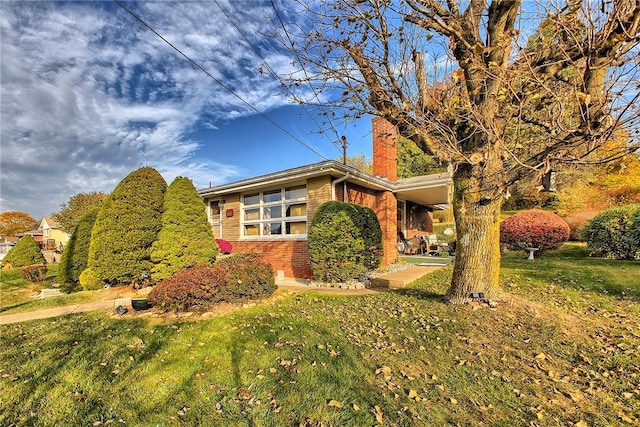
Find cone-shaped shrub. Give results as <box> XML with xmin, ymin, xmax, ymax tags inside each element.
<box><xmin>57</xmin><ymin>208</ymin><xmax>99</xmax><ymax>292</ymax></box>
<box><xmin>150</xmin><ymin>177</ymin><xmax>218</xmax><ymax>282</ymax></box>
<box><xmin>308</xmin><ymin>201</ymin><xmax>382</xmax><ymax>282</ymax></box>
<box><xmin>88</xmin><ymin>167</ymin><xmax>167</xmax><ymax>286</ymax></box>
<box><xmin>3</xmin><ymin>235</ymin><xmax>45</xmax><ymax>267</ymax></box>
<box><xmin>582</xmin><ymin>204</ymin><xmax>640</xmax><ymax>260</ymax></box>
<box><xmin>500</xmin><ymin>209</ymin><xmax>570</xmax><ymax>257</ymax></box>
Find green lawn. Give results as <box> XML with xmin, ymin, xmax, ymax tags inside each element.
<box><xmin>1</xmin><ymin>244</ymin><xmax>638</xmax><ymax>426</ymax></box>
<box><xmin>0</xmin><ymin>265</ymin><xmax>108</xmax><ymax>315</ymax></box>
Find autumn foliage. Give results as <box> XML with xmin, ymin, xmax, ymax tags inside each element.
<box><xmin>500</xmin><ymin>210</ymin><xmax>570</xmax><ymax>256</ymax></box>
<box><xmin>0</xmin><ymin>212</ymin><xmax>37</xmax><ymax>237</ymax></box>
<box><xmin>148</xmin><ymin>253</ymin><xmax>275</xmax><ymax>312</ymax></box>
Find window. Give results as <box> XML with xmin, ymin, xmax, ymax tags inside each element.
<box><xmin>242</xmin><ymin>185</ymin><xmax>307</xmax><ymax>238</ymax></box>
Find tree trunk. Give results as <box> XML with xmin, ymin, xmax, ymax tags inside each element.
<box><xmin>445</xmin><ymin>164</ymin><xmax>503</xmax><ymax>304</ymax></box>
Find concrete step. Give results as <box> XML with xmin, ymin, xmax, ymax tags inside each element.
<box><xmin>370</xmin><ymin>265</ymin><xmax>446</xmax><ymax>289</ymax></box>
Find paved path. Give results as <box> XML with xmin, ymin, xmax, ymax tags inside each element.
<box><xmin>0</xmin><ymin>264</ymin><xmax>446</xmax><ymax>325</ymax></box>
<box><xmin>0</xmin><ymin>300</ymin><xmax>116</xmax><ymax>325</ymax></box>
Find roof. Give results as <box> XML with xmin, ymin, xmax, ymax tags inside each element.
<box><xmin>40</xmin><ymin>215</ymin><xmax>60</xmax><ymax>229</ymax></box>
<box><xmin>199</xmin><ymin>160</ymin><xmax>453</xmax><ymax>208</ymax></box>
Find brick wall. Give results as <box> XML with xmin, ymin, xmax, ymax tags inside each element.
<box><xmin>231</xmin><ymin>240</ymin><xmax>312</xmax><ymax>279</ymax></box>
<box><xmin>372</xmin><ymin>117</ymin><xmax>398</xmax><ymax>181</ymax></box>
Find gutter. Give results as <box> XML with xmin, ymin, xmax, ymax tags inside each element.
<box><xmin>332</xmin><ymin>172</ymin><xmax>351</xmax><ymax>201</ymax></box>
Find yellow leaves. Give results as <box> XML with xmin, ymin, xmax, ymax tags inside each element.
<box><xmin>328</xmin><ymin>399</ymin><xmax>342</xmax><ymax>408</ymax></box>
<box><xmin>373</xmin><ymin>405</ymin><xmax>384</xmax><ymax>424</ymax></box>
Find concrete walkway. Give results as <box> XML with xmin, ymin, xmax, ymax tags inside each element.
<box><xmin>0</xmin><ymin>264</ymin><xmax>446</xmax><ymax>325</ymax></box>
<box><xmin>370</xmin><ymin>264</ymin><xmax>446</xmax><ymax>289</ymax></box>
<box><xmin>0</xmin><ymin>300</ymin><xmax>117</xmax><ymax>325</ymax></box>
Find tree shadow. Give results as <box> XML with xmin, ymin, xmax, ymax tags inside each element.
<box><xmin>391</xmin><ymin>288</ymin><xmax>444</xmax><ymax>301</ymax></box>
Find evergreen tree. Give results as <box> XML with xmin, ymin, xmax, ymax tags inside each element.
<box><xmin>88</xmin><ymin>167</ymin><xmax>167</xmax><ymax>286</ymax></box>
<box><xmin>151</xmin><ymin>177</ymin><xmax>218</xmax><ymax>282</ymax></box>
<box><xmin>57</xmin><ymin>208</ymin><xmax>99</xmax><ymax>292</ymax></box>
<box><xmin>3</xmin><ymin>235</ymin><xmax>45</xmax><ymax>267</ymax></box>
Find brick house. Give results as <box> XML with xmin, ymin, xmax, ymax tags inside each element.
<box><xmin>199</xmin><ymin>118</ymin><xmax>452</xmax><ymax>280</ymax></box>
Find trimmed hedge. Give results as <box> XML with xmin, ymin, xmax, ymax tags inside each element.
<box><xmin>3</xmin><ymin>235</ymin><xmax>46</xmax><ymax>267</ymax></box>
<box><xmin>500</xmin><ymin>209</ymin><xmax>570</xmax><ymax>257</ymax></box>
<box><xmin>150</xmin><ymin>177</ymin><xmax>218</xmax><ymax>282</ymax></box>
<box><xmin>582</xmin><ymin>204</ymin><xmax>640</xmax><ymax>260</ymax></box>
<box><xmin>57</xmin><ymin>208</ymin><xmax>99</xmax><ymax>293</ymax></box>
<box><xmin>216</xmin><ymin>253</ymin><xmax>276</xmax><ymax>300</ymax></box>
<box><xmin>308</xmin><ymin>201</ymin><xmax>382</xmax><ymax>282</ymax></box>
<box><xmin>88</xmin><ymin>167</ymin><xmax>167</xmax><ymax>286</ymax></box>
<box><xmin>148</xmin><ymin>253</ymin><xmax>276</xmax><ymax>312</ymax></box>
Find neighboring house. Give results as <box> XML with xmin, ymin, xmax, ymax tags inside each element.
<box><xmin>38</xmin><ymin>216</ymin><xmax>69</xmax><ymax>252</ymax></box>
<box><xmin>199</xmin><ymin>118</ymin><xmax>453</xmax><ymax>280</ymax></box>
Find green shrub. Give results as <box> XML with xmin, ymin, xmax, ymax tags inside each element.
<box><xmin>150</xmin><ymin>177</ymin><xmax>218</xmax><ymax>282</ymax></box>
<box><xmin>21</xmin><ymin>264</ymin><xmax>47</xmax><ymax>282</ymax></box>
<box><xmin>582</xmin><ymin>204</ymin><xmax>640</xmax><ymax>260</ymax></box>
<box><xmin>88</xmin><ymin>167</ymin><xmax>167</xmax><ymax>286</ymax></box>
<box><xmin>308</xmin><ymin>201</ymin><xmax>383</xmax><ymax>282</ymax></box>
<box><xmin>79</xmin><ymin>268</ymin><xmax>104</xmax><ymax>291</ymax></box>
<box><xmin>500</xmin><ymin>209</ymin><xmax>570</xmax><ymax>257</ymax></box>
<box><xmin>3</xmin><ymin>235</ymin><xmax>45</xmax><ymax>267</ymax></box>
<box><xmin>57</xmin><ymin>208</ymin><xmax>99</xmax><ymax>293</ymax></box>
<box><xmin>216</xmin><ymin>253</ymin><xmax>276</xmax><ymax>301</ymax></box>
<box><xmin>148</xmin><ymin>253</ymin><xmax>276</xmax><ymax>312</ymax></box>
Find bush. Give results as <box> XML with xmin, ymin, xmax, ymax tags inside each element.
<box><xmin>3</xmin><ymin>235</ymin><xmax>46</xmax><ymax>267</ymax></box>
<box><xmin>308</xmin><ymin>201</ymin><xmax>382</xmax><ymax>282</ymax></box>
<box><xmin>500</xmin><ymin>209</ymin><xmax>570</xmax><ymax>257</ymax></box>
<box><xmin>216</xmin><ymin>253</ymin><xmax>276</xmax><ymax>300</ymax></box>
<box><xmin>148</xmin><ymin>253</ymin><xmax>276</xmax><ymax>312</ymax></box>
<box><xmin>57</xmin><ymin>208</ymin><xmax>99</xmax><ymax>293</ymax></box>
<box><xmin>215</xmin><ymin>239</ymin><xmax>232</xmax><ymax>254</ymax></box>
<box><xmin>150</xmin><ymin>177</ymin><xmax>218</xmax><ymax>282</ymax></box>
<box><xmin>147</xmin><ymin>265</ymin><xmax>225</xmax><ymax>312</ymax></box>
<box><xmin>22</xmin><ymin>264</ymin><xmax>47</xmax><ymax>282</ymax></box>
<box><xmin>582</xmin><ymin>204</ymin><xmax>640</xmax><ymax>260</ymax></box>
<box><xmin>79</xmin><ymin>268</ymin><xmax>103</xmax><ymax>291</ymax></box>
<box><xmin>88</xmin><ymin>167</ymin><xmax>167</xmax><ymax>286</ymax></box>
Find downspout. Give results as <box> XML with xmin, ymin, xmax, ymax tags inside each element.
<box><xmin>332</xmin><ymin>172</ymin><xmax>351</xmax><ymax>202</ymax></box>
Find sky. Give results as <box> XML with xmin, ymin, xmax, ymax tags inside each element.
<box><xmin>0</xmin><ymin>0</ymin><xmax>374</xmax><ymax>220</ymax></box>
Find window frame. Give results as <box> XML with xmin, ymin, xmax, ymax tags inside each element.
<box><xmin>241</xmin><ymin>184</ymin><xmax>307</xmax><ymax>240</ymax></box>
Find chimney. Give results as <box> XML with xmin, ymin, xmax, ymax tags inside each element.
<box><xmin>372</xmin><ymin>117</ymin><xmax>398</xmax><ymax>181</ymax></box>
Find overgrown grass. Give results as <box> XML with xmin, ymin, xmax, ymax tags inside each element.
<box><xmin>1</xmin><ymin>244</ymin><xmax>638</xmax><ymax>426</ymax></box>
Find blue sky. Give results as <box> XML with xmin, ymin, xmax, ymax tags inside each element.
<box><xmin>0</xmin><ymin>0</ymin><xmax>374</xmax><ymax>219</ymax></box>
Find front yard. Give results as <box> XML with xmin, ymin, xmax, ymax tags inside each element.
<box><xmin>0</xmin><ymin>243</ymin><xmax>638</xmax><ymax>425</ymax></box>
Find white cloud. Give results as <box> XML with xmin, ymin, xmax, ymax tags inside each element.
<box><xmin>0</xmin><ymin>0</ymin><xmax>292</xmax><ymax>218</ymax></box>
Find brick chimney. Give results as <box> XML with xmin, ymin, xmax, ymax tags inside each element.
<box><xmin>372</xmin><ymin>117</ymin><xmax>398</xmax><ymax>181</ymax></box>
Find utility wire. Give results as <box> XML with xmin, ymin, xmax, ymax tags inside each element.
<box><xmin>112</xmin><ymin>0</ymin><xmax>330</xmax><ymax>161</ymax></box>
<box><xmin>211</xmin><ymin>0</ymin><xmax>344</xmax><ymax>156</ymax></box>
<box><xmin>269</xmin><ymin>0</ymin><xmax>349</xmax><ymax>155</ymax></box>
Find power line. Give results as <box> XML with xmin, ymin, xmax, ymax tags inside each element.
<box><xmin>269</xmin><ymin>0</ymin><xmax>348</xmax><ymax>156</ymax></box>
<box><xmin>211</xmin><ymin>0</ymin><xmax>344</xmax><ymax>156</ymax></box>
<box><xmin>112</xmin><ymin>0</ymin><xmax>330</xmax><ymax>161</ymax></box>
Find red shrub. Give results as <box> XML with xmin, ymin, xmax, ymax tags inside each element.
<box><xmin>215</xmin><ymin>238</ymin><xmax>232</xmax><ymax>254</ymax></box>
<box><xmin>500</xmin><ymin>209</ymin><xmax>570</xmax><ymax>256</ymax></box>
<box><xmin>22</xmin><ymin>264</ymin><xmax>47</xmax><ymax>282</ymax></box>
<box><xmin>147</xmin><ymin>253</ymin><xmax>276</xmax><ymax>312</ymax></box>
<box><xmin>147</xmin><ymin>265</ymin><xmax>225</xmax><ymax>312</ymax></box>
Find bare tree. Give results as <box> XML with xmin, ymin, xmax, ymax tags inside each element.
<box><xmin>273</xmin><ymin>0</ymin><xmax>639</xmax><ymax>303</ymax></box>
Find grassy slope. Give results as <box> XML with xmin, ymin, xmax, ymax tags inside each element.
<box><xmin>0</xmin><ymin>243</ymin><xmax>638</xmax><ymax>426</ymax></box>
<box><xmin>0</xmin><ymin>265</ymin><xmax>108</xmax><ymax>315</ymax></box>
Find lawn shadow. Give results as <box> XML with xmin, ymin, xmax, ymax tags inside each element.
<box><xmin>392</xmin><ymin>288</ymin><xmax>444</xmax><ymax>301</ymax></box>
